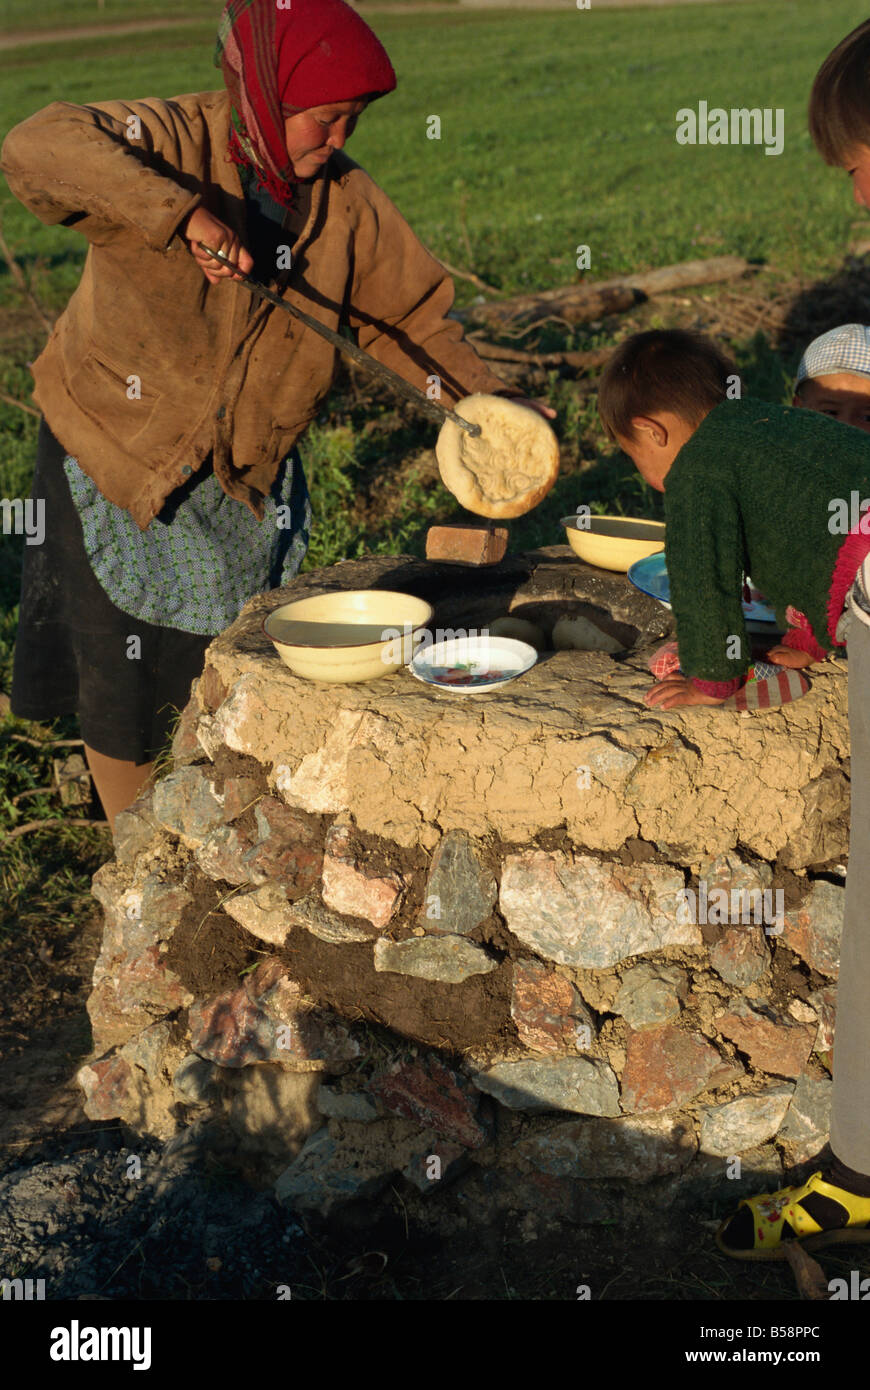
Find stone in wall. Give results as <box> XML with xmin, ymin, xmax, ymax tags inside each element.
<box><xmin>781</xmin><ymin>880</ymin><xmax>844</xmax><ymax>978</ymax></box>
<box><xmin>369</xmin><ymin>1054</ymin><xmax>489</xmax><ymax>1149</ymax></box>
<box><xmin>322</xmin><ymin>823</ymin><xmax>403</xmax><ymax>928</ymax></box>
<box><xmin>621</xmin><ymin>1024</ymin><xmax>740</xmax><ymax>1113</ymax></box>
<box><xmin>418</xmin><ymin>831</ymin><xmax>497</xmax><ymax>935</ymax></box>
<box><xmin>499</xmin><ymin>851</ymin><xmax>699</xmax><ymax>968</ymax></box>
<box><xmin>777</xmin><ymin>1074</ymin><xmax>832</xmax><ymax>1164</ymax></box>
<box><xmin>514</xmin><ymin>1113</ymin><xmax>698</xmax><ymax>1182</ymax></box>
<box><xmin>472</xmin><ymin>1055</ymin><xmax>620</xmax><ymax>1116</ymax></box>
<box><xmin>613</xmin><ymin>963</ymin><xmax>687</xmax><ymax>1030</ymax></box>
<box><xmin>510</xmin><ymin>958</ymin><xmax>596</xmax><ymax>1052</ymax></box>
<box><xmin>714</xmin><ymin>999</ymin><xmax>815</xmax><ymax>1079</ymax></box>
<box><xmin>189</xmin><ymin>961</ymin><xmax>361</xmax><ymax>1071</ymax></box>
<box><xmin>698</xmin><ymin>1085</ymin><xmax>795</xmax><ymax>1155</ymax></box>
<box><xmin>151</xmin><ymin>766</ymin><xmax>226</xmax><ymax>849</ymax></box>
<box><xmin>374</xmin><ymin>935</ymin><xmax>498</xmax><ymax>983</ymax></box>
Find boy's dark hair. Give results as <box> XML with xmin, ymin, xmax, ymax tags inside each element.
<box><xmin>597</xmin><ymin>329</ymin><xmax>735</xmax><ymax>442</ymax></box>
<box><xmin>809</xmin><ymin>19</ymin><xmax>870</xmax><ymax>166</ymax></box>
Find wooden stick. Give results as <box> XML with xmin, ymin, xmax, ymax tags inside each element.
<box><xmin>0</xmin><ymin>211</ymin><xmax>55</xmax><ymax>336</ymax></box>
<box><xmin>5</xmin><ymin>817</ymin><xmax>109</xmax><ymax>840</ymax></box>
<box><xmin>0</xmin><ymin>390</ymin><xmax>39</xmax><ymax>419</ymax></box>
<box><xmin>435</xmin><ymin>258</ymin><xmax>500</xmax><ymax>296</ymax></box>
<box><xmin>10</xmin><ymin>734</ymin><xmax>85</xmax><ymax>748</ymax></box>
<box><xmin>11</xmin><ymin>786</ymin><xmax>53</xmax><ymax>806</ymax></box>
<box><xmin>455</xmin><ymin>255</ymin><xmax>752</xmax><ymax>328</ymax></box>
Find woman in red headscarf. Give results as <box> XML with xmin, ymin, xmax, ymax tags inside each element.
<box><xmin>0</xmin><ymin>0</ymin><xmax>549</xmax><ymax>831</ymax></box>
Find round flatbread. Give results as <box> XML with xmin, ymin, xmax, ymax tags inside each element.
<box><xmin>436</xmin><ymin>394</ymin><xmax>560</xmax><ymax>519</ymax></box>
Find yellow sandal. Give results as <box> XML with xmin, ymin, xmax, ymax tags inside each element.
<box><xmin>716</xmin><ymin>1170</ymin><xmax>870</xmax><ymax>1261</ymax></box>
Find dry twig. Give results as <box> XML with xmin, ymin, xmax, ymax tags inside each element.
<box><xmin>5</xmin><ymin>817</ymin><xmax>109</xmax><ymax>840</ymax></box>
<box><xmin>0</xmin><ymin>390</ymin><xmax>39</xmax><ymax>419</ymax></box>
<box><xmin>0</xmin><ymin>211</ymin><xmax>55</xmax><ymax>335</ymax></box>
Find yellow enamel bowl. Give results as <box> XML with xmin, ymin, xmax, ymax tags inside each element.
<box><xmin>263</xmin><ymin>589</ymin><xmax>435</xmax><ymax>683</ymax></box>
<box><xmin>561</xmin><ymin>515</ymin><xmax>665</xmax><ymax>572</ymax></box>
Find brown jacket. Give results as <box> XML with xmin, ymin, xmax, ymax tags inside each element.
<box><xmin>0</xmin><ymin>90</ymin><xmax>507</xmax><ymax>528</ymax></box>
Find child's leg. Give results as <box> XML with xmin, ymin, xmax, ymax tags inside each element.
<box><xmin>829</xmin><ymin>609</ymin><xmax>870</xmax><ymax>1176</ymax></box>
<box><xmin>83</xmin><ymin>744</ymin><xmax>155</xmax><ymax>836</ymax></box>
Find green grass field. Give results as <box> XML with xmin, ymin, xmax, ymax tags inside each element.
<box><xmin>0</xmin><ymin>0</ymin><xmax>867</xmax><ymax>947</ymax></box>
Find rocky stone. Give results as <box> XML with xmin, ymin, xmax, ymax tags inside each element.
<box><xmin>510</xmin><ymin>958</ymin><xmax>595</xmax><ymax>1052</ymax></box>
<box><xmin>286</xmin><ymin>891</ymin><xmax>373</xmax><ymax>944</ymax></box>
<box><xmin>222</xmin><ymin>1065</ymin><xmax>321</xmax><ymax>1157</ymax></box>
<box><xmin>781</xmin><ymin>879</ymin><xmax>844</xmax><ymax>977</ymax></box>
<box><xmin>223</xmin><ymin>882</ymin><xmax>295</xmax><ymax>946</ymax></box>
<box><xmin>808</xmin><ymin>985</ymin><xmax>837</xmax><ymax>1054</ymax></box>
<box><xmin>77</xmin><ymin>1055</ymin><xmax>134</xmax><ymax>1121</ymax></box>
<box><xmin>621</xmin><ymin>1025</ymin><xmax>738</xmax><ymax>1113</ymax></box>
<box><xmin>472</xmin><ymin>1056</ymin><xmax>620</xmax><ymax>1116</ymax></box>
<box><xmin>714</xmin><ymin>999</ymin><xmax>815</xmax><ymax>1079</ymax></box>
<box><xmin>321</xmin><ymin>824</ymin><xmax>403</xmax><ymax>928</ymax></box>
<box><xmin>419</xmin><ymin>830</ymin><xmax>496</xmax><ymax>935</ymax></box>
<box><xmin>221</xmin><ymin>775</ymin><xmax>262</xmax><ymax>822</ymax></box>
<box><xmin>374</xmin><ymin>934</ymin><xmax>498</xmax><ymax>983</ymax></box>
<box><xmin>151</xmin><ymin>766</ymin><xmax>226</xmax><ymax>848</ymax></box>
<box><xmin>699</xmin><ymin>1085</ymin><xmax>795</xmax><ymax>1155</ymax></box>
<box><xmin>112</xmin><ymin>797</ymin><xmax>161</xmax><ymax>866</ymax></box>
<box><xmin>514</xmin><ymin>1113</ymin><xmax>698</xmax><ymax>1181</ymax></box>
<box><xmin>401</xmin><ymin>1139</ymin><xmax>469</xmax><ymax>1193</ymax></box>
<box><xmin>195</xmin><ymin>824</ymin><xmax>256</xmax><ymax>885</ymax></box>
<box><xmin>709</xmin><ymin>926</ymin><xmax>771</xmax><ymax>988</ymax></box>
<box><xmin>119</xmin><ymin>1020</ymin><xmax>174</xmax><ymax>1080</ymax></box>
<box><xmin>243</xmin><ymin>796</ymin><xmax>323</xmax><ymax>895</ymax></box>
<box><xmin>171</xmin><ymin>698</ymin><xmax>205</xmax><ymax>768</ymax></box>
<box><xmin>88</xmin><ymin>946</ymin><xmax>193</xmax><ymax>1054</ymax></box>
<box><xmin>317</xmin><ymin>1086</ymin><xmax>380</xmax><ymax>1123</ymax></box>
<box><xmin>189</xmin><ymin>970</ymin><xmax>360</xmax><ymax>1070</ymax></box>
<box><xmin>172</xmin><ymin>1053</ymin><xmax>223</xmax><ymax>1106</ymax></box>
<box><xmin>274</xmin><ymin>1127</ymin><xmax>394</xmax><ymax>1214</ymax></box>
<box><xmin>697</xmin><ymin>851</ymin><xmax>773</xmax><ymax>898</ymax></box>
<box><xmin>199</xmin><ymin>663</ymin><xmax>227</xmax><ymax>712</ymax></box>
<box><xmin>189</xmin><ymin>985</ymin><xmax>277</xmax><ymax>1069</ymax></box>
<box><xmin>778</xmin><ymin>1074</ymin><xmax>832</xmax><ymax>1162</ymax></box>
<box><xmin>369</xmin><ymin>1054</ymin><xmax>489</xmax><ymax>1148</ymax></box>
<box><xmin>613</xmin><ymin>962</ymin><xmax>687</xmax><ymax>1029</ymax></box>
<box><xmin>499</xmin><ymin>852</ymin><xmax>698</xmax><ymax>968</ymax></box>
<box><xmin>788</xmin><ymin>998</ymin><xmax>818</xmax><ymax>1025</ymax></box>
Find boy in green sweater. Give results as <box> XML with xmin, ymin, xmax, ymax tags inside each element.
<box><xmin>597</xmin><ymin>327</ymin><xmax>870</xmax><ymax>1258</ymax></box>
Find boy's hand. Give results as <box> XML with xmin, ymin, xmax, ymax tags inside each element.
<box><xmin>181</xmin><ymin>207</ymin><xmax>254</xmax><ymax>284</ymax></box>
<box><xmin>644</xmin><ymin>676</ymin><xmax>727</xmax><ymax>709</ymax></box>
<box><xmin>766</xmin><ymin>644</ymin><xmax>813</xmax><ymax>670</ymax></box>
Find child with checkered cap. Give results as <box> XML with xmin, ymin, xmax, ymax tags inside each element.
<box><xmin>794</xmin><ymin>324</ymin><xmax>870</xmax><ymax>433</ymax></box>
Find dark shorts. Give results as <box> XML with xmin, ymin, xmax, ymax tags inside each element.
<box><xmin>10</xmin><ymin>418</ymin><xmax>212</xmax><ymax>763</ymax></box>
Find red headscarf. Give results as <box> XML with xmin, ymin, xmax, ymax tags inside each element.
<box><xmin>215</xmin><ymin>0</ymin><xmax>397</xmax><ymax>208</ymax></box>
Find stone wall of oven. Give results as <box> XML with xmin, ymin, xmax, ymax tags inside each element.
<box><xmin>78</xmin><ymin>552</ymin><xmax>847</xmax><ymax>1222</ymax></box>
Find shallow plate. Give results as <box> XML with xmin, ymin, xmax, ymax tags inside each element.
<box><xmin>408</xmin><ymin>636</ymin><xmax>537</xmax><ymax>693</ymax></box>
<box><xmin>627</xmin><ymin>554</ymin><xmax>778</xmax><ymax>624</ymax></box>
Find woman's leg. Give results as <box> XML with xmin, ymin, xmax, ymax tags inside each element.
<box><xmin>82</xmin><ymin>744</ymin><xmax>156</xmax><ymax>835</ymax></box>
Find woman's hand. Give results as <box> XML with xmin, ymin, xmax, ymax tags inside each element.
<box><xmin>766</xmin><ymin>644</ymin><xmax>813</xmax><ymax>670</ymax></box>
<box><xmin>644</xmin><ymin>676</ymin><xmax>727</xmax><ymax>709</ymax></box>
<box><xmin>181</xmin><ymin>206</ymin><xmax>254</xmax><ymax>284</ymax></box>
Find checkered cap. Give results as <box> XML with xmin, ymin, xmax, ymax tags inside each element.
<box><xmin>795</xmin><ymin>323</ymin><xmax>870</xmax><ymax>387</ymax></box>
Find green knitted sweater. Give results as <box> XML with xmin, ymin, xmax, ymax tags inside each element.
<box><xmin>663</xmin><ymin>396</ymin><xmax>870</xmax><ymax>683</ymax></box>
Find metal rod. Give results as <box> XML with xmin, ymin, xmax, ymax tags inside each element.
<box><xmin>198</xmin><ymin>243</ymin><xmax>482</xmax><ymax>437</ymax></box>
